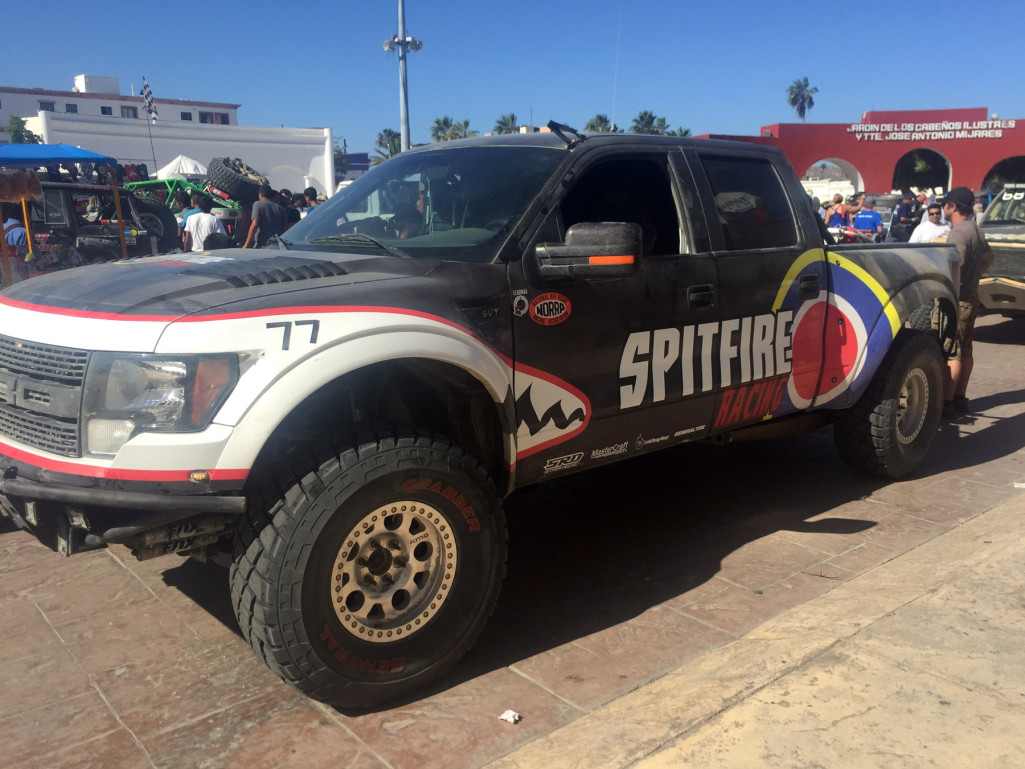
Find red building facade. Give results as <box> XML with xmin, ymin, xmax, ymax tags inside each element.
<box><xmin>708</xmin><ymin>108</ymin><xmax>1024</xmax><ymax>193</ymax></box>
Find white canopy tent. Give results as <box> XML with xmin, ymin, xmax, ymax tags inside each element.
<box><xmin>156</xmin><ymin>154</ymin><xmax>207</xmax><ymax>180</ymax></box>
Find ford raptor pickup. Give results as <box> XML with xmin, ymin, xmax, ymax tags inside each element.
<box><xmin>0</xmin><ymin>127</ymin><xmax>960</xmax><ymax>709</ymax></box>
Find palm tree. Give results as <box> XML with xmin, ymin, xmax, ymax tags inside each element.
<box><xmin>584</xmin><ymin>114</ymin><xmax>621</xmax><ymax>133</ymax></box>
<box><xmin>667</xmin><ymin>127</ymin><xmax>692</xmax><ymax>137</ymax></box>
<box><xmin>631</xmin><ymin>110</ymin><xmax>658</xmax><ymax>134</ymax></box>
<box><xmin>430</xmin><ymin>116</ymin><xmax>454</xmax><ymax>142</ymax></box>
<box><xmin>786</xmin><ymin>77</ymin><xmax>818</xmax><ymax>123</ymax></box>
<box><xmin>372</xmin><ymin>129</ymin><xmax>402</xmax><ymax>165</ymax></box>
<box><xmin>6</xmin><ymin>115</ymin><xmax>41</xmax><ymax>144</ymax></box>
<box><xmin>448</xmin><ymin>120</ymin><xmax>478</xmax><ymax>140</ymax></box>
<box><xmin>493</xmin><ymin>113</ymin><xmax>518</xmax><ymax>135</ymax></box>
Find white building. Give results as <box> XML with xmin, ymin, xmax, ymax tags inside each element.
<box><xmin>1</xmin><ymin>75</ymin><xmax>334</xmax><ymax>196</ymax></box>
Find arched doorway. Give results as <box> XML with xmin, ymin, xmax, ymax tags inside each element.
<box><xmin>892</xmin><ymin>149</ymin><xmax>950</xmax><ymax>193</ymax></box>
<box><xmin>800</xmin><ymin>158</ymin><xmax>865</xmax><ymax>203</ymax></box>
<box><xmin>981</xmin><ymin>156</ymin><xmax>1025</xmax><ymax>192</ymax></box>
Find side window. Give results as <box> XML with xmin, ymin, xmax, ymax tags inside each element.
<box><xmin>559</xmin><ymin>156</ymin><xmax>681</xmax><ymax>256</ymax></box>
<box><xmin>698</xmin><ymin>155</ymin><xmax>797</xmax><ymax>251</ymax></box>
<box><xmin>31</xmin><ymin>191</ymin><xmax>68</xmax><ymax>226</ymax></box>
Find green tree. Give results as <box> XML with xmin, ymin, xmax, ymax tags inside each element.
<box><xmin>372</xmin><ymin>129</ymin><xmax>402</xmax><ymax>165</ymax></box>
<box><xmin>5</xmin><ymin>115</ymin><xmax>41</xmax><ymax>144</ymax></box>
<box><xmin>584</xmin><ymin>113</ymin><xmax>620</xmax><ymax>132</ymax></box>
<box><xmin>493</xmin><ymin>113</ymin><xmax>518</xmax><ymax>135</ymax></box>
<box><xmin>430</xmin><ymin>116</ymin><xmax>454</xmax><ymax>141</ymax></box>
<box><xmin>448</xmin><ymin>120</ymin><xmax>477</xmax><ymax>140</ymax></box>
<box><xmin>629</xmin><ymin>111</ymin><xmax>688</xmax><ymax>136</ymax></box>
<box><xmin>631</xmin><ymin>110</ymin><xmax>658</xmax><ymax>134</ymax></box>
<box><xmin>431</xmin><ymin>117</ymin><xmax>477</xmax><ymax>141</ymax></box>
<box><xmin>786</xmin><ymin>77</ymin><xmax>818</xmax><ymax>123</ymax></box>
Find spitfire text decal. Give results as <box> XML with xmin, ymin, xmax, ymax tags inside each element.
<box><xmin>619</xmin><ymin>312</ymin><xmax>794</xmax><ymax>409</ymax></box>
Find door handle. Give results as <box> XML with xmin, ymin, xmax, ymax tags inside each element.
<box><xmin>687</xmin><ymin>284</ymin><xmax>716</xmax><ymax>312</ymax></box>
<box><xmin>798</xmin><ymin>274</ymin><xmax>820</xmax><ymax>299</ymax></box>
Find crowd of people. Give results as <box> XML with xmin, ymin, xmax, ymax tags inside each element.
<box><xmin>814</xmin><ymin>187</ymin><xmax>989</xmax><ymax>245</ymax></box>
<box><xmin>171</xmin><ymin>184</ymin><xmax>324</xmax><ymax>252</ymax></box>
<box><xmin>813</xmin><ymin>185</ymin><xmax>995</xmax><ymax>420</ymax></box>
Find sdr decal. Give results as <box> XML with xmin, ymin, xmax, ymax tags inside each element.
<box><xmin>619</xmin><ymin>311</ymin><xmax>794</xmax><ymax>409</ymax></box>
<box><xmin>528</xmin><ymin>292</ymin><xmax>571</xmax><ymax>326</ymax></box>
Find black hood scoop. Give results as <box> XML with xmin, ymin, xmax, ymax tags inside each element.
<box><xmin>179</xmin><ymin>256</ymin><xmax>348</xmax><ymax>288</ymax></box>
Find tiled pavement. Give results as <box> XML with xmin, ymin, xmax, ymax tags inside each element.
<box><xmin>2</xmin><ymin>314</ymin><xmax>1023</xmax><ymax>768</ymax></box>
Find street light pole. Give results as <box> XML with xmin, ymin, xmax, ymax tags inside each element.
<box><xmin>383</xmin><ymin>0</ymin><xmax>422</xmax><ymax>152</ymax></box>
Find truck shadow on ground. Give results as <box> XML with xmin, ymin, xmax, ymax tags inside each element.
<box><xmin>154</xmin><ymin>401</ymin><xmax>1025</xmax><ymax>713</ymax></box>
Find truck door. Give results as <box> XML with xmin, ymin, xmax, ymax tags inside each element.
<box><xmin>508</xmin><ymin>149</ymin><xmax>721</xmax><ymax>485</ymax></box>
<box><xmin>683</xmin><ymin>148</ymin><xmax>829</xmax><ymax>434</ymax></box>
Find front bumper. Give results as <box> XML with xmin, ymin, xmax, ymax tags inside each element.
<box><xmin>0</xmin><ymin>457</ymin><xmax>245</xmax><ymax>557</ymax></box>
<box><xmin>979</xmin><ymin>276</ymin><xmax>1025</xmax><ymax>315</ymax></box>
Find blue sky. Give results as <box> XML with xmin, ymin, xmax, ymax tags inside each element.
<box><xmin>5</xmin><ymin>0</ymin><xmax>1017</xmax><ymax>154</ymax></box>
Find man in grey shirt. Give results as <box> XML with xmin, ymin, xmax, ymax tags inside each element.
<box><xmin>939</xmin><ymin>187</ymin><xmax>994</xmax><ymax>417</ymax></box>
<box><xmin>243</xmin><ymin>184</ymin><xmax>287</xmax><ymax>248</ymax></box>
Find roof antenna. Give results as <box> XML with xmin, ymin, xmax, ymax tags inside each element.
<box><xmin>547</xmin><ymin>121</ymin><xmax>586</xmax><ymax>148</ymax></box>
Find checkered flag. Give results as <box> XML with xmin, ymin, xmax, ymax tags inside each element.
<box><xmin>141</xmin><ymin>77</ymin><xmax>158</xmax><ymax>122</ymax></box>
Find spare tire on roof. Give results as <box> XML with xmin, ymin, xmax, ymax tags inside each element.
<box><xmin>207</xmin><ymin>157</ymin><xmax>268</xmax><ymax>205</ymax></box>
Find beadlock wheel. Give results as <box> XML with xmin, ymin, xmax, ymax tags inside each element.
<box><xmin>896</xmin><ymin>367</ymin><xmax>929</xmax><ymax>445</ymax></box>
<box><xmin>331</xmin><ymin>501</ymin><xmax>457</xmax><ymax>643</ymax></box>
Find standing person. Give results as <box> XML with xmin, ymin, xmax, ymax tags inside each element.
<box><xmin>304</xmin><ymin>187</ymin><xmax>320</xmax><ymax>214</ymax></box>
<box><xmin>824</xmin><ymin>194</ymin><xmax>847</xmax><ymax>228</ymax></box>
<box><xmin>180</xmin><ymin>193</ymin><xmax>203</xmax><ymax>243</ymax></box>
<box><xmin>2</xmin><ymin>203</ymin><xmax>28</xmax><ymax>249</ymax></box>
<box><xmin>183</xmin><ymin>196</ymin><xmax>227</xmax><ymax>252</ymax></box>
<box><xmin>852</xmin><ymin>196</ymin><xmax>883</xmax><ymax>240</ymax></box>
<box><xmin>890</xmin><ymin>190</ymin><xmax>916</xmax><ymax>242</ymax></box>
<box><xmin>908</xmin><ymin>203</ymin><xmax>950</xmax><ymax>242</ymax></box>
<box><xmin>938</xmin><ymin>187</ymin><xmax>994</xmax><ymax>417</ymax></box>
<box><xmin>243</xmin><ymin>185</ymin><xmax>287</xmax><ymax>248</ymax></box>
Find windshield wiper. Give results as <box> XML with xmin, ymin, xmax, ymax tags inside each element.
<box><xmin>266</xmin><ymin>234</ymin><xmax>291</xmax><ymax>249</ymax></box>
<box><xmin>308</xmin><ymin>233</ymin><xmax>410</xmax><ymax>258</ymax></box>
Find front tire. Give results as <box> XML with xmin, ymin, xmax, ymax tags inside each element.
<box><xmin>230</xmin><ymin>426</ymin><xmax>507</xmax><ymax>710</ymax></box>
<box><xmin>834</xmin><ymin>331</ymin><xmax>943</xmax><ymax>478</ymax></box>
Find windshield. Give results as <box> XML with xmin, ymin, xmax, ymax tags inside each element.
<box><xmin>284</xmin><ymin>145</ymin><xmax>565</xmax><ymax>262</ymax></box>
<box><xmin>981</xmin><ymin>186</ymin><xmax>1025</xmax><ymax>225</ymax></box>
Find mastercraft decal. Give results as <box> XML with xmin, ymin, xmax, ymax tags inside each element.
<box><xmin>528</xmin><ymin>292</ymin><xmax>571</xmax><ymax>326</ymax></box>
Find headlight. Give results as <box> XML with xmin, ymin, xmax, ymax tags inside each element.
<box><xmin>82</xmin><ymin>353</ymin><xmax>238</xmax><ymax>456</ymax></box>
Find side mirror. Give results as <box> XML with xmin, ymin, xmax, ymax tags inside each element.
<box><xmin>533</xmin><ymin>221</ymin><xmax>641</xmax><ymax>279</ymax></box>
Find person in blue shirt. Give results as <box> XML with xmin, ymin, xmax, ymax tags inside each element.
<box><xmin>3</xmin><ymin>203</ymin><xmax>28</xmax><ymax>247</ymax></box>
<box><xmin>890</xmin><ymin>190</ymin><xmax>916</xmax><ymax>242</ymax></box>
<box><xmin>852</xmin><ymin>196</ymin><xmax>884</xmax><ymax>241</ymax></box>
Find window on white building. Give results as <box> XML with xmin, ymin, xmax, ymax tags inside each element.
<box><xmin>181</xmin><ymin>112</ymin><xmax>193</xmax><ymax>121</ymax></box>
<box><xmin>121</xmin><ymin>106</ymin><xmax>138</xmax><ymax>119</ymax></box>
<box><xmin>101</xmin><ymin>106</ymin><xmax>113</xmax><ymax>116</ymax></box>
<box><xmin>65</xmin><ymin>103</ymin><xmax>78</xmax><ymax>114</ymax></box>
<box><xmin>39</xmin><ymin>101</ymin><xmax>55</xmax><ymax>111</ymax></box>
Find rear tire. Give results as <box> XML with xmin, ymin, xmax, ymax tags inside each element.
<box><xmin>230</xmin><ymin>425</ymin><xmax>507</xmax><ymax>710</ymax></box>
<box><xmin>132</xmin><ymin>196</ymin><xmax>180</xmax><ymax>253</ymax></box>
<box><xmin>833</xmin><ymin>331</ymin><xmax>943</xmax><ymax>478</ymax></box>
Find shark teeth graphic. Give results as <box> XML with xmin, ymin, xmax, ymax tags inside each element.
<box><xmin>514</xmin><ymin>368</ymin><xmax>590</xmax><ymax>458</ymax></box>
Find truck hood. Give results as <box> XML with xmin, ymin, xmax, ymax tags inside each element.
<box><xmin>1</xmin><ymin>248</ymin><xmax>428</xmax><ymax>318</ymax></box>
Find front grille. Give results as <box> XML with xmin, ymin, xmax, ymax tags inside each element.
<box><xmin>989</xmin><ymin>245</ymin><xmax>1025</xmax><ymax>281</ymax></box>
<box><xmin>0</xmin><ymin>334</ymin><xmax>86</xmax><ymax>456</ymax></box>
<box><xmin>0</xmin><ymin>335</ymin><xmax>89</xmax><ymax>385</ymax></box>
<box><xmin>0</xmin><ymin>403</ymin><xmax>78</xmax><ymax>456</ymax></box>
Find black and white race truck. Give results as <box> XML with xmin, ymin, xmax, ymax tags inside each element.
<box><xmin>0</xmin><ymin>127</ymin><xmax>960</xmax><ymax>709</ymax></box>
